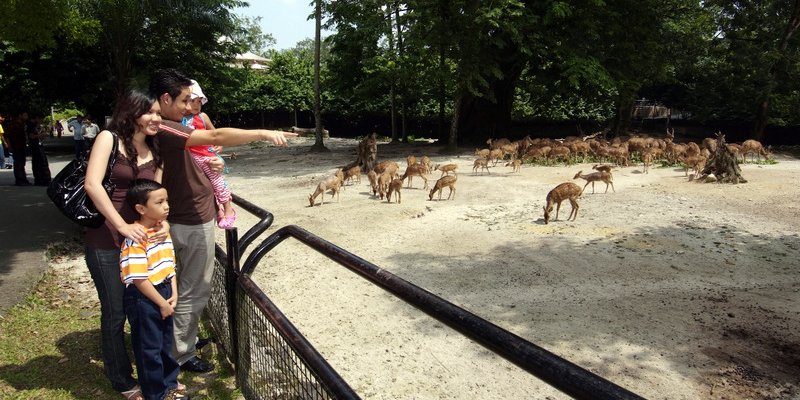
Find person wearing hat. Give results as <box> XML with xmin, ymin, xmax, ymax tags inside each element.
<box><xmin>180</xmin><ymin>80</ymin><xmax>237</xmax><ymax>230</ymax></box>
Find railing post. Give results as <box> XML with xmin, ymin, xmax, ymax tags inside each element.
<box><xmin>225</xmin><ymin>228</ymin><xmax>241</xmax><ymax>370</ymax></box>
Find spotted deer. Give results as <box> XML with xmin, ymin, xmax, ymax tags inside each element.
<box><xmin>473</xmin><ymin>158</ymin><xmax>491</xmax><ymax>175</ymax></box>
<box><xmin>308</xmin><ymin>173</ymin><xmax>343</xmax><ymax>206</ymax></box>
<box><xmin>573</xmin><ymin>170</ymin><xmax>615</xmax><ymax>194</ymax></box>
<box><xmin>429</xmin><ymin>175</ymin><xmax>457</xmax><ymax>201</ymax></box>
<box><xmin>435</xmin><ymin>163</ymin><xmax>458</xmax><ymax>177</ymax></box>
<box><xmin>543</xmin><ymin>182</ymin><xmax>582</xmax><ymax>224</ymax></box>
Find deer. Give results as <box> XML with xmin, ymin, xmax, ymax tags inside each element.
<box><xmin>429</xmin><ymin>174</ymin><xmax>457</xmax><ymax>201</ymax></box>
<box><xmin>505</xmin><ymin>159</ymin><xmax>522</xmax><ymax>173</ymax></box>
<box><xmin>401</xmin><ymin>163</ymin><xmax>429</xmax><ymax>189</ymax></box>
<box><xmin>592</xmin><ymin>164</ymin><xmax>613</xmax><ymax>174</ymax></box>
<box><xmin>474</xmin><ymin>148</ymin><xmax>491</xmax><ymax>159</ymax></box>
<box><xmin>367</xmin><ymin>170</ymin><xmax>379</xmax><ymax>196</ymax></box>
<box><xmin>573</xmin><ymin>170</ymin><xmax>615</xmax><ymax>194</ymax></box>
<box><xmin>308</xmin><ymin>173</ymin><xmax>343</xmax><ymax>206</ymax></box>
<box><xmin>419</xmin><ymin>155</ymin><xmax>433</xmax><ymax>174</ymax></box>
<box><xmin>342</xmin><ymin>165</ymin><xmax>361</xmax><ymax>186</ymax></box>
<box><xmin>376</xmin><ymin>171</ymin><xmax>394</xmax><ymax>199</ymax></box>
<box><xmin>727</xmin><ymin>143</ymin><xmax>743</xmax><ymax>163</ymax></box>
<box><xmin>543</xmin><ymin>182</ymin><xmax>582</xmax><ymax>224</ymax></box>
<box><xmin>549</xmin><ymin>146</ymin><xmax>571</xmax><ymax>165</ymax></box>
<box><xmin>741</xmin><ymin>139</ymin><xmax>772</xmax><ymax>162</ymax></box>
<box><xmin>488</xmin><ymin>148</ymin><xmax>504</xmax><ymax>166</ymax></box>
<box><xmin>473</xmin><ymin>158</ymin><xmax>491</xmax><ymax>175</ymax></box>
<box><xmin>435</xmin><ymin>163</ymin><xmax>458</xmax><ymax>177</ymax></box>
<box><xmin>386</xmin><ymin>178</ymin><xmax>403</xmax><ymax>203</ymax></box>
<box><xmin>681</xmin><ymin>154</ymin><xmax>707</xmax><ymax>177</ymax></box>
<box><xmin>641</xmin><ymin>148</ymin><xmax>661</xmax><ymax>174</ymax></box>
<box><xmin>487</xmin><ymin>137</ymin><xmax>511</xmax><ymax>150</ymax></box>
<box><xmin>373</xmin><ymin>160</ymin><xmax>400</xmax><ymax>179</ymax></box>
<box><xmin>406</xmin><ymin>155</ymin><xmax>417</xmax><ymax>168</ymax></box>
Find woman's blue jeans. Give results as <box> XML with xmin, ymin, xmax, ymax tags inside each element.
<box><xmin>85</xmin><ymin>247</ymin><xmax>137</xmax><ymax>392</ymax></box>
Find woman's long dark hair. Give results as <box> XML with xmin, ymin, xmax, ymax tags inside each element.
<box><xmin>107</xmin><ymin>90</ymin><xmax>162</xmax><ymax>176</ymax></box>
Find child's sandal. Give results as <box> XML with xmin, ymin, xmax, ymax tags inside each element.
<box><xmin>217</xmin><ymin>208</ymin><xmax>237</xmax><ymax>230</ymax></box>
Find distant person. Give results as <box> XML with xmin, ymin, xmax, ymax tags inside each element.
<box><xmin>181</xmin><ymin>80</ymin><xmax>236</xmax><ymax>229</ymax></box>
<box><xmin>55</xmin><ymin>119</ymin><xmax>64</xmax><ymax>138</ymax></box>
<box><xmin>83</xmin><ymin>116</ymin><xmax>100</xmax><ymax>146</ymax></box>
<box><xmin>68</xmin><ymin>115</ymin><xmax>86</xmax><ymax>159</ymax></box>
<box><xmin>120</xmin><ymin>179</ymin><xmax>184</xmax><ymax>400</ymax></box>
<box><xmin>26</xmin><ymin>114</ymin><xmax>51</xmax><ymax>186</ymax></box>
<box><xmin>0</xmin><ymin>115</ymin><xmax>6</xmax><ymax>169</ymax></box>
<box><xmin>5</xmin><ymin>111</ymin><xmax>31</xmax><ymax>186</ymax></box>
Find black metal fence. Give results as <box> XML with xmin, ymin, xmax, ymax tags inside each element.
<box><xmin>205</xmin><ymin>194</ymin><xmax>644</xmax><ymax>400</ymax></box>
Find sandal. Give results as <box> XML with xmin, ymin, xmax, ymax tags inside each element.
<box><xmin>121</xmin><ymin>385</ymin><xmax>143</xmax><ymax>400</ymax></box>
<box><xmin>217</xmin><ymin>208</ymin><xmax>237</xmax><ymax>230</ymax></box>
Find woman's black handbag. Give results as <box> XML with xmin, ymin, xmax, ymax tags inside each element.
<box><xmin>47</xmin><ymin>132</ymin><xmax>118</xmax><ymax>228</ymax></box>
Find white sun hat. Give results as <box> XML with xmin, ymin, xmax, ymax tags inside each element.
<box><xmin>190</xmin><ymin>79</ymin><xmax>208</xmax><ymax>105</ymax></box>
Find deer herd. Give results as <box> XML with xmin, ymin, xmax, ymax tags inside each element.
<box><xmin>308</xmin><ymin>130</ymin><xmax>774</xmax><ymax>224</ymax></box>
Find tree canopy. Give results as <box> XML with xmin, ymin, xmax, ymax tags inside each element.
<box><xmin>1</xmin><ymin>0</ymin><xmax>799</xmax><ymax>144</ymax></box>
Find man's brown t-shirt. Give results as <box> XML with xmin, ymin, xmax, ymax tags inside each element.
<box><xmin>158</xmin><ymin>120</ymin><xmax>216</xmax><ymax>225</ymax></box>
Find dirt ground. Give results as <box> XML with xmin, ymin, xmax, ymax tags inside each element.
<box><xmin>53</xmin><ymin>136</ymin><xmax>800</xmax><ymax>399</ymax></box>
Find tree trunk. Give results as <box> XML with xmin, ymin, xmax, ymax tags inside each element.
<box><xmin>311</xmin><ymin>0</ymin><xmax>327</xmax><ymax>152</ymax></box>
<box><xmin>610</xmin><ymin>93</ymin><xmax>635</xmax><ymax>137</ymax></box>
<box><xmin>452</xmin><ymin>58</ymin><xmax>524</xmax><ymax>146</ymax></box>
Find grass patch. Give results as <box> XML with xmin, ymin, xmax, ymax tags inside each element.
<box><xmin>0</xmin><ymin>239</ymin><xmax>238</xmax><ymax>399</ymax></box>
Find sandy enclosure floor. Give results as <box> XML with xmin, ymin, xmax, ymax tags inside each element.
<box><xmin>210</xmin><ymin>137</ymin><xmax>800</xmax><ymax>400</ymax></box>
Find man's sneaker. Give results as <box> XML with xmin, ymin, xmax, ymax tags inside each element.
<box><xmin>180</xmin><ymin>356</ymin><xmax>214</xmax><ymax>373</ymax></box>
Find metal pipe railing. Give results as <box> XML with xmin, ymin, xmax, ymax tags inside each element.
<box><xmin>241</xmin><ymin>224</ymin><xmax>644</xmax><ymax>400</ymax></box>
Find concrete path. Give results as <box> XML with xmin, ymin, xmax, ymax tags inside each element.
<box><xmin>0</xmin><ymin>136</ymin><xmax>82</xmax><ymax>315</ymax></box>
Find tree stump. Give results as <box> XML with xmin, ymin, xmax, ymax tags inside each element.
<box><xmin>698</xmin><ymin>132</ymin><xmax>747</xmax><ymax>184</ymax></box>
<box><xmin>357</xmin><ymin>132</ymin><xmax>378</xmax><ymax>172</ymax></box>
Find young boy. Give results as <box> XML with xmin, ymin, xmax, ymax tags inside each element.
<box><xmin>120</xmin><ymin>179</ymin><xmax>187</xmax><ymax>400</ymax></box>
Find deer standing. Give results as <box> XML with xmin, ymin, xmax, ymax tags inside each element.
<box><xmin>543</xmin><ymin>182</ymin><xmax>582</xmax><ymax>224</ymax></box>
<box><xmin>573</xmin><ymin>170</ymin><xmax>615</xmax><ymax>194</ymax></box>
<box><xmin>429</xmin><ymin>175</ymin><xmax>457</xmax><ymax>201</ymax></box>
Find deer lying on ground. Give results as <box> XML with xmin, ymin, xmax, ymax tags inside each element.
<box><xmin>505</xmin><ymin>159</ymin><xmax>522</xmax><ymax>173</ymax></box>
<box><xmin>401</xmin><ymin>163</ymin><xmax>429</xmax><ymax>189</ymax></box>
<box><xmin>386</xmin><ymin>178</ymin><xmax>403</xmax><ymax>203</ymax></box>
<box><xmin>429</xmin><ymin>175</ymin><xmax>457</xmax><ymax>201</ymax></box>
<box><xmin>473</xmin><ymin>158</ymin><xmax>491</xmax><ymax>175</ymax></box>
<box><xmin>435</xmin><ymin>163</ymin><xmax>458</xmax><ymax>177</ymax></box>
<box><xmin>308</xmin><ymin>173</ymin><xmax>343</xmax><ymax>206</ymax></box>
<box><xmin>573</xmin><ymin>170</ymin><xmax>615</xmax><ymax>193</ymax></box>
<box><xmin>543</xmin><ymin>182</ymin><xmax>582</xmax><ymax>224</ymax></box>
<box><xmin>741</xmin><ymin>139</ymin><xmax>772</xmax><ymax>162</ymax></box>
